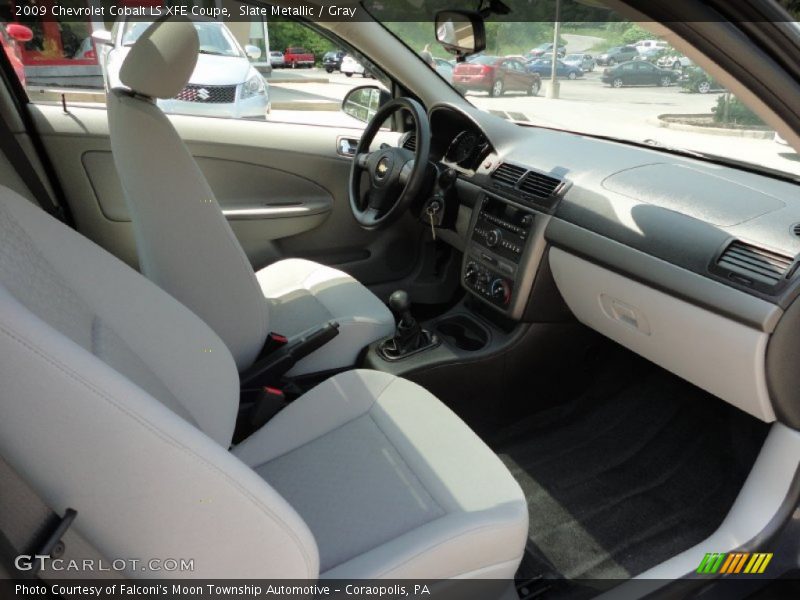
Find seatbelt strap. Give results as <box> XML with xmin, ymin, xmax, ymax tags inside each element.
<box><xmin>0</xmin><ymin>455</ymin><xmax>114</xmax><ymax>580</ymax></box>
<box><xmin>0</xmin><ymin>113</ymin><xmax>65</xmax><ymax>222</ymax></box>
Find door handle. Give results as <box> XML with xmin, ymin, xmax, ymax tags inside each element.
<box><xmin>337</xmin><ymin>136</ymin><xmax>359</xmax><ymax>157</ymax></box>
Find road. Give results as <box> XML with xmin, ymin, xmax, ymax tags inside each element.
<box><xmin>561</xmin><ymin>33</ymin><xmax>604</xmax><ymax>53</ymax></box>
<box><xmin>265</xmin><ymin>67</ymin><xmax>798</xmax><ymax>175</ymax></box>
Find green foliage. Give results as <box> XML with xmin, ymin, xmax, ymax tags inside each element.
<box><xmin>712</xmin><ymin>95</ymin><xmax>766</xmax><ymax>127</ymax></box>
<box><xmin>268</xmin><ymin>21</ymin><xmax>336</xmax><ymax>60</ymax></box>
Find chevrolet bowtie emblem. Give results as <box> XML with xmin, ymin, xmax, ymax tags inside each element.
<box><xmin>197</xmin><ymin>88</ymin><xmax>211</xmax><ymax>101</ymax></box>
<box><xmin>376</xmin><ymin>158</ymin><xmax>389</xmax><ymax>177</ymax></box>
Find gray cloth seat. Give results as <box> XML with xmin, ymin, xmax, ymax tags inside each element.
<box><xmin>0</xmin><ymin>184</ymin><xmax>529</xmax><ymax>578</ymax></box>
<box><xmin>106</xmin><ymin>18</ymin><xmax>393</xmax><ymax>375</ymax></box>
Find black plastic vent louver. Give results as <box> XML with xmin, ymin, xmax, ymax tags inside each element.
<box><xmin>792</xmin><ymin>223</ymin><xmax>800</xmax><ymax>238</ymax></box>
<box><xmin>717</xmin><ymin>241</ymin><xmax>793</xmax><ymax>287</ymax></box>
<box><xmin>402</xmin><ymin>135</ymin><xmax>416</xmax><ymax>152</ymax></box>
<box><xmin>519</xmin><ymin>171</ymin><xmax>562</xmax><ymax>199</ymax></box>
<box><xmin>491</xmin><ymin>163</ymin><xmax>526</xmax><ymax>187</ymax></box>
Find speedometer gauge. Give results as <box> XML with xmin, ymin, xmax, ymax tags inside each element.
<box><xmin>445</xmin><ymin>130</ymin><xmax>480</xmax><ymax>165</ymax></box>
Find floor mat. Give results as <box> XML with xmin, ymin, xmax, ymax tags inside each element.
<box><xmin>487</xmin><ymin>350</ymin><xmax>768</xmax><ymax>585</ymax></box>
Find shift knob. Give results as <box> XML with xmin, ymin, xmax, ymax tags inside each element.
<box><xmin>389</xmin><ymin>290</ymin><xmax>410</xmax><ymax>316</ymax></box>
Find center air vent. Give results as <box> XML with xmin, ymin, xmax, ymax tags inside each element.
<box><xmin>519</xmin><ymin>171</ymin><xmax>563</xmax><ymax>199</ymax></box>
<box><xmin>717</xmin><ymin>240</ymin><xmax>794</xmax><ymax>288</ymax></box>
<box><xmin>402</xmin><ymin>134</ymin><xmax>416</xmax><ymax>152</ymax></box>
<box><xmin>491</xmin><ymin>163</ymin><xmax>526</xmax><ymax>187</ymax></box>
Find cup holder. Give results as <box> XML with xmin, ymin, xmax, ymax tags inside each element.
<box><xmin>435</xmin><ymin>315</ymin><xmax>489</xmax><ymax>352</ymax></box>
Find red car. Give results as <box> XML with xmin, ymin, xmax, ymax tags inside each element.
<box><xmin>283</xmin><ymin>47</ymin><xmax>315</xmax><ymax>68</ymax></box>
<box><xmin>0</xmin><ymin>22</ymin><xmax>32</xmax><ymax>87</ymax></box>
<box><xmin>453</xmin><ymin>56</ymin><xmax>541</xmax><ymax>97</ymax></box>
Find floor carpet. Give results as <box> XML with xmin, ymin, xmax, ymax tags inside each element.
<box><xmin>486</xmin><ymin>350</ymin><xmax>768</xmax><ymax>590</ymax></box>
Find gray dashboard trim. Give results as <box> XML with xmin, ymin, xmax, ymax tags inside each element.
<box><xmin>546</xmin><ymin>218</ymin><xmax>782</xmax><ymax>333</ymax></box>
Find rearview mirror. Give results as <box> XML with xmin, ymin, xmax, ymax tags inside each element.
<box><xmin>435</xmin><ymin>10</ymin><xmax>486</xmax><ymax>59</ymax></box>
<box><xmin>91</xmin><ymin>29</ymin><xmax>113</xmax><ymax>46</ymax></box>
<box><xmin>341</xmin><ymin>85</ymin><xmax>390</xmax><ymax>123</ymax></box>
<box><xmin>245</xmin><ymin>45</ymin><xmax>262</xmax><ymax>60</ymax></box>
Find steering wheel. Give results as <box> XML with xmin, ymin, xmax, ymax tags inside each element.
<box><xmin>349</xmin><ymin>97</ymin><xmax>431</xmax><ymax>230</ymax></box>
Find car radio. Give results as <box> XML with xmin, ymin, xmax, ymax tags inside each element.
<box><xmin>462</xmin><ymin>194</ymin><xmax>536</xmax><ymax>310</ymax></box>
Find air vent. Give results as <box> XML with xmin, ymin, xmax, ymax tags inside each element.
<box><xmin>717</xmin><ymin>241</ymin><xmax>794</xmax><ymax>287</ymax></box>
<box><xmin>402</xmin><ymin>134</ymin><xmax>416</xmax><ymax>152</ymax></box>
<box><xmin>792</xmin><ymin>223</ymin><xmax>800</xmax><ymax>238</ymax></box>
<box><xmin>519</xmin><ymin>171</ymin><xmax>562</xmax><ymax>199</ymax></box>
<box><xmin>491</xmin><ymin>163</ymin><xmax>526</xmax><ymax>187</ymax></box>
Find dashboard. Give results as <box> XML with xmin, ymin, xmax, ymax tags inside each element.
<box><xmin>420</xmin><ymin>102</ymin><xmax>800</xmax><ymax>428</ymax></box>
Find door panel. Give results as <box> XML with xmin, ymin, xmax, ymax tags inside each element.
<box><xmin>31</xmin><ymin>103</ymin><xmax>423</xmax><ymax>288</ymax></box>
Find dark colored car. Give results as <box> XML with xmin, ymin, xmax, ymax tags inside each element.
<box><xmin>527</xmin><ymin>58</ymin><xmax>583</xmax><ymax>80</ymax></box>
<box><xmin>602</xmin><ymin>61</ymin><xmax>682</xmax><ymax>88</ymax></box>
<box><xmin>452</xmin><ymin>56</ymin><xmax>541</xmax><ymax>97</ymax></box>
<box><xmin>680</xmin><ymin>67</ymin><xmax>725</xmax><ymax>94</ymax></box>
<box><xmin>322</xmin><ymin>50</ymin><xmax>345</xmax><ymax>73</ymax></box>
<box><xmin>529</xmin><ymin>43</ymin><xmax>566</xmax><ymax>58</ymax></box>
<box><xmin>595</xmin><ymin>45</ymin><xmax>639</xmax><ymax>66</ymax></box>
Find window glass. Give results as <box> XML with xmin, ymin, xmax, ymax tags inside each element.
<box><xmin>381</xmin><ymin>1</ymin><xmax>800</xmax><ymax>177</ymax></box>
<box><xmin>4</xmin><ymin>0</ymin><xmax>387</xmax><ymax>128</ymax></box>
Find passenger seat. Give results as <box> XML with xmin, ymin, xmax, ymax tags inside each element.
<box><xmin>0</xmin><ymin>185</ymin><xmax>528</xmax><ymax>578</ymax></box>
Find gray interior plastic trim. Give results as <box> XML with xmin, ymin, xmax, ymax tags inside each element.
<box><xmin>546</xmin><ymin>218</ymin><xmax>782</xmax><ymax>333</ymax></box>
<box><xmin>601</xmin><ymin>163</ymin><xmax>786</xmax><ymax>227</ymax></box>
<box><xmin>549</xmin><ymin>248</ymin><xmax>775</xmax><ymax>421</ymax></box>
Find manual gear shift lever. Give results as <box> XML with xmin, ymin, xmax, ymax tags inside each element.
<box><xmin>380</xmin><ymin>290</ymin><xmax>437</xmax><ymax>360</ymax></box>
<box><xmin>389</xmin><ymin>290</ymin><xmax>415</xmax><ymax>328</ymax></box>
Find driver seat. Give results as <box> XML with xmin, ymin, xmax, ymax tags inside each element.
<box><xmin>106</xmin><ymin>18</ymin><xmax>394</xmax><ymax>374</ymax></box>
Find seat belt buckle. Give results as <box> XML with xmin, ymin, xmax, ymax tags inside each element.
<box><xmin>30</xmin><ymin>508</ymin><xmax>77</xmax><ymax>575</ymax></box>
<box><xmin>260</xmin><ymin>332</ymin><xmax>289</xmax><ymax>357</ymax></box>
<box><xmin>248</xmin><ymin>386</ymin><xmax>287</xmax><ymax>430</ymax></box>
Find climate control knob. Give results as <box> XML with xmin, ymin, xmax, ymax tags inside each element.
<box><xmin>485</xmin><ymin>228</ymin><xmax>502</xmax><ymax>248</ymax></box>
<box><xmin>490</xmin><ymin>278</ymin><xmax>511</xmax><ymax>305</ymax></box>
<box><xmin>464</xmin><ymin>261</ymin><xmax>479</xmax><ymax>284</ymax></box>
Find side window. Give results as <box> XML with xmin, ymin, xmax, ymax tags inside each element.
<box><xmin>10</xmin><ymin>0</ymin><xmax>387</xmax><ymax>129</ymax></box>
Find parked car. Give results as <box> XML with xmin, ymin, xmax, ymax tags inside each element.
<box><xmin>268</xmin><ymin>51</ymin><xmax>285</xmax><ymax>68</ymax></box>
<box><xmin>432</xmin><ymin>57</ymin><xmax>453</xmax><ymax>80</ymax></box>
<box><xmin>97</xmin><ymin>19</ymin><xmax>270</xmax><ymax>119</ymax></box>
<box><xmin>633</xmin><ymin>47</ymin><xmax>667</xmax><ymax>64</ymax></box>
<box><xmin>562</xmin><ymin>53</ymin><xmax>595</xmax><ymax>71</ymax></box>
<box><xmin>633</xmin><ymin>39</ymin><xmax>668</xmax><ymax>54</ymax></box>
<box><xmin>527</xmin><ymin>58</ymin><xmax>583</xmax><ymax>79</ymax></box>
<box><xmin>529</xmin><ymin>42</ymin><xmax>566</xmax><ymax>58</ymax></box>
<box><xmin>453</xmin><ymin>55</ymin><xmax>541</xmax><ymax>97</ymax></box>
<box><xmin>602</xmin><ymin>60</ymin><xmax>682</xmax><ymax>87</ymax></box>
<box><xmin>680</xmin><ymin>67</ymin><xmax>725</xmax><ymax>94</ymax></box>
<box><xmin>283</xmin><ymin>47</ymin><xmax>314</xmax><ymax>68</ymax></box>
<box><xmin>595</xmin><ymin>45</ymin><xmax>639</xmax><ymax>66</ymax></box>
<box><xmin>657</xmin><ymin>53</ymin><xmax>694</xmax><ymax>70</ymax></box>
<box><xmin>322</xmin><ymin>50</ymin><xmax>345</xmax><ymax>73</ymax></box>
<box><xmin>341</xmin><ymin>54</ymin><xmax>370</xmax><ymax>77</ymax></box>
<box><xmin>0</xmin><ymin>21</ymin><xmax>32</xmax><ymax>86</ymax></box>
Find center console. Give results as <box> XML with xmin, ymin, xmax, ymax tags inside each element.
<box><xmin>462</xmin><ymin>193</ymin><xmax>545</xmax><ymax>320</ymax></box>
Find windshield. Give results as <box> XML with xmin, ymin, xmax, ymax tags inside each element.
<box><xmin>122</xmin><ymin>21</ymin><xmax>242</xmax><ymax>57</ymax></box>
<box><xmin>379</xmin><ymin>2</ymin><xmax>800</xmax><ymax>178</ymax></box>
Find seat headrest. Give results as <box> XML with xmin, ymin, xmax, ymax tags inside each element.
<box><xmin>120</xmin><ymin>18</ymin><xmax>199</xmax><ymax>99</ymax></box>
